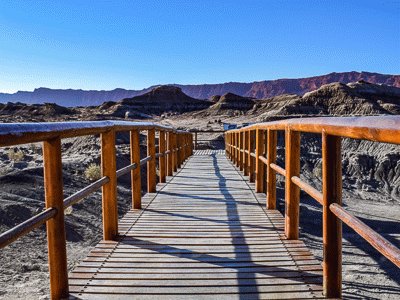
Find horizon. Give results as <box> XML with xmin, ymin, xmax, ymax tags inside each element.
<box><xmin>1</xmin><ymin>70</ymin><xmax>398</xmax><ymax>94</ymax></box>
<box><xmin>1</xmin><ymin>1</ymin><xmax>399</xmax><ymax>93</ymax></box>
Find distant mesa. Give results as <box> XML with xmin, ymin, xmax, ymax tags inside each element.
<box><xmin>103</xmin><ymin>85</ymin><xmax>212</xmax><ymax>117</ymax></box>
<box><xmin>0</xmin><ymin>71</ymin><xmax>399</xmax><ymax>107</ymax></box>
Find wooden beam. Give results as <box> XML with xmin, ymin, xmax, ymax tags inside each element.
<box><xmin>255</xmin><ymin>129</ymin><xmax>265</xmax><ymax>192</ymax></box>
<box><xmin>130</xmin><ymin>130</ymin><xmax>141</xmax><ymax>209</ymax></box>
<box><xmin>173</xmin><ymin>133</ymin><xmax>178</xmax><ymax>172</ymax></box>
<box><xmin>101</xmin><ymin>130</ymin><xmax>118</xmax><ymax>240</ymax></box>
<box><xmin>243</xmin><ymin>131</ymin><xmax>249</xmax><ymax>176</ymax></box>
<box><xmin>322</xmin><ymin>133</ymin><xmax>342</xmax><ymax>298</ymax></box>
<box><xmin>159</xmin><ymin>131</ymin><xmax>166</xmax><ymax>183</ymax></box>
<box><xmin>249</xmin><ymin>131</ymin><xmax>256</xmax><ymax>182</ymax></box>
<box><xmin>43</xmin><ymin>137</ymin><xmax>69</xmax><ymax>299</ymax></box>
<box><xmin>147</xmin><ymin>128</ymin><xmax>156</xmax><ymax>193</ymax></box>
<box><xmin>285</xmin><ymin>129</ymin><xmax>300</xmax><ymax>240</ymax></box>
<box><xmin>167</xmin><ymin>132</ymin><xmax>173</xmax><ymax>176</ymax></box>
<box><xmin>266</xmin><ymin>129</ymin><xmax>277</xmax><ymax>209</ymax></box>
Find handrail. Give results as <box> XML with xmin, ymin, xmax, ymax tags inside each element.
<box><xmin>0</xmin><ymin>121</ymin><xmax>194</xmax><ymax>299</ymax></box>
<box><xmin>0</xmin><ymin>208</ymin><xmax>57</xmax><ymax>248</ymax></box>
<box><xmin>0</xmin><ymin>121</ymin><xmax>177</xmax><ymax>147</ymax></box>
<box><xmin>270</xmin><ymin>163</ymin><xmax>286</xmax><ymax>177</ymax></box>
<box><xmin>291</xmin><ymin>176</ymin><xmax>323</xmax><ymax>205</ymax></box>
<box><xmin>330</xmin><ymin>203</ymin><xmax>400</xmax><ymax>268</ymax></box>
<box><xmin>63</xmin><ymin>176</ymin><xmax>110</xmax><ymax>208</ymax></box>
<box><xmin>140</xmin><ymin>155</ymin><xmax>153</xmax><ymax>166</ymax></box>
<box><xmin>116</xmin><ymin>163</ymin><xmax>138</xmax><ymax>178</ymax></box>
<box><xmin>225</xmin><ymin>116</ymin><xmax>400</xmax><ymax>298</ymax></box>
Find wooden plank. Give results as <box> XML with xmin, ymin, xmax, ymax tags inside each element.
<box><xmin>69</xmin><ymin>151</ymin><xmax>323</xmax><ymax>299</ymax></box>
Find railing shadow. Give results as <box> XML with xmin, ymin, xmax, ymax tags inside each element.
<box><xmin>210</xmin><ymin>152</ymin><xmax>259</xmax><ymax>298</ymax></box>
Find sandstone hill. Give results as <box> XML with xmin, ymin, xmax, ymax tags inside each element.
<box><xmin>101</xmin><ymin>85</ymin><xmax>212</xmax><ymax>117</ymax></box>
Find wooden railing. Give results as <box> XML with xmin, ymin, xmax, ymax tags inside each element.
<box><xmin>0</xmin><ymin>121</ymin><xmax>193</xmax><ymax>299</ymax></box>
<box><xmin>225</xmin><ymin>116</ymin><xmax>400</xmax><ymax>298</ymax></box>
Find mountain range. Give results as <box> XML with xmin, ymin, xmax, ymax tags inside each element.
<box><xmin>0</xmin><ymin>71</ymin><xmax>399</xmax><ymax>107</ymax></box>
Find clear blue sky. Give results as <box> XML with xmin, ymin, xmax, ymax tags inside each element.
<box><xmin>0</xmin><ymin>0</ymin><xmax>399</xmax><ymax>93</ymax></box>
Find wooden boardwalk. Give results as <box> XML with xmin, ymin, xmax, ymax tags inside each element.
<box><xmin>69</xmin><ymin>150</ymin><xmax>324</xmax><ymax>299</ymax></box>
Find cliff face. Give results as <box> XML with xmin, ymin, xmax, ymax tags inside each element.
<box><xmin>1</xmin><ymin>71</ymin><xmax>399</xmax><ymax>106</ymax></box>
<box><xmin>178</xmin><ymin>71</ymin><xmax>400</xmax><ymax>99</ymax></box>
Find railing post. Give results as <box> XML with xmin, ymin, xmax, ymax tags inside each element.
<box><xmin>225</xmin><ymin>132</ymin><xmax>232</xmax><ymax>159</ymax></box>
<box><xmin>246</xmin><ymin>130</ymin><xmax>251</xmax><ymax>179</ymax></box>
<box><xmin>130</xmin><ymin>130</ymin><xmax>141</xmax><ymax>209</ymax></box>
<box><xmin>230</xmin><ymin>133</ymin><xmax>233</xmax><ymax>160</ymax></box>
<box><xmin>173</xmin><ymin>132</ymin><xmax>178</xmax><ymax>172</ymax></box>
<box><xmin>101</xmin><ymin>130</ymin><xmax>118</xmax><ymax>240</ymax></box>
<box><xmin>194</xmin><ymin>132</ymin><xmax>198</xmax><ymax>150</ymax></box>
<box><xmin>322</xmin><ymin>132</ymin><xmax>342</xmax><ymax>298</ymax></box>
<box><xmin>232</xmin><ymin>133</ymin><xmax>236</xmax><ymax>163</ymax></box>
<box><xmin>190</xmin><ymin>134</ymin><xmax>194</xmax><ymax>156</ymax></box>
<box><xmin>244</xmin><ymin>131</ymin><xmax>249</xmax><ymax>176</ymax></box>
<box><xmin>266</xmin><ymin>129</ymin><xmax>277</xmax><ymax>209</ymax></box>
<box><xmin>285</xmin><ymin>128</ymin><xmax>300</xmax><ymax>240</ymax></box>
<box><xmin>159</xmin><ymin>130</ymin><xmax>166</xmax><ymax>183</ymax></box>
<box><xmin>167</xmin><ymin>132</ymin><xmax>173</xmax><ymax>176</ymax></box>
<box><xmin>43</xmin><ymin>137</ymin><xmax>69</xmax><ymax>299</ymax></box>
<box><xmin>236</xmin><ymin>132</ymin><xmax>240</xmax><ymax>167</ymax></box>
<box><xmin>249</xmin><ymin>130</ymin><xmax>256</xmax><ymax>182</ymax></box>
<box><xmin>239</xmin><ymin>132</ymin><xmax>244</xmax><ymax>171</ymax></box>
<box><xmin>255</xmin><ymin>129</ymin><xmax>264</xmax><ymax>192</ymax></box>
<box><xmin>262</xmin><ymin>130</ymin><xmax>268</xmax><ymax>193</ymax></box>
<box><xmin>177</xmin><ymin>134</ymin><xmax>181</xmax><ymax>168</ymax></box>
<box><xmin>147</xmin><ymin>128</ymin><xmax>156</xmax><ymax>193</ymax></box>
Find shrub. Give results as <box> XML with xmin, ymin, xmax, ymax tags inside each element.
<box><xmin>84</xmin><ymin>163</ymin><xmax>102</xmax><ymax>181</ymax></box>
<box><xmin>8</xmin><ymin>149</ymin><xmax>25</xmax><ymax>162</ymax></box>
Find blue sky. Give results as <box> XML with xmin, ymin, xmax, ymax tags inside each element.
<box><xmin>0</xmin><ymin>0</ymin><xmax>399</xmax><ymax>93</ymax></box>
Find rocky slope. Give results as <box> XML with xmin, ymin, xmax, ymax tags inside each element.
<box><xmin>1</xmin><ymin>71</ymin><xmax>399</xmax><ymax>106</ymax></box>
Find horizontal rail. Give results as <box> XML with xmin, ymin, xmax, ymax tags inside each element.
<box><xmin>291</xmin><ymin>176</ymin><xmax>323</xmax><ymax>205</ymax></box>
<box><xmin>0</xmin><ymin>121</ymin><xmax>184</xmax><ymax>147</ymax></box>
<box><xmin>140</xmin><ymin>155</ymin><xmax>152</xmax><ymax>166</ymax></box>
<box><xmin>227</xmin><ymin>116</ymin><xmax>400</xmax><ymax>145</ymax></box>
<box><xmin>0</xmin><ymin>208</ymin><xmax>57</xmax><ymax>249</ymax></box>
<box><xmin>64</xmin><ymin>176</ymin><xmax>110</xmax><ymax>208</ymax></box>
<box><xmin>270</xmin><ymin>163</ymin><xmax>286</xmax><ymax>177</ymax></box>
<box><xmin>116</xmin><ymin>163</ymin><xmax>138</xmax><ymax>178</ymax></box>
<box><xmin>165</xmin><ymin>150</ymin><xmax>171</xmax><ymax>155</ymax></box>
<box><xmin>250</xmin><ymin>152</ymin><xmax>256</xmax><ymax>158</ymax></box>
<box><xmin>330</xmin><ymin>203</ymin><xmax>400</xmax><ymax>268</ymax></box>
<box><xmin>258</xmin><ymin>155</ymin><xmax>268</xmax><ymax>166</ymax></box>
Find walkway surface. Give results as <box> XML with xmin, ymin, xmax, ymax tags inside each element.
<box><xmin>69</xmin><ymin>150</ymin><xmax>324</xmax><ymax>299</ymax></box>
